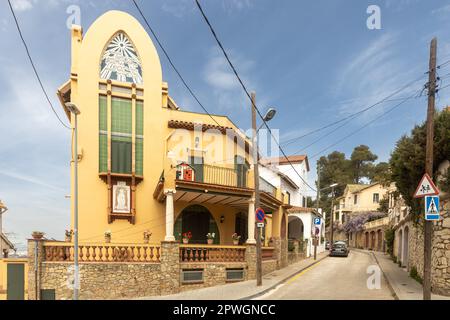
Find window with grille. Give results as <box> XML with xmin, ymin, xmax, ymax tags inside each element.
<box><xmin>98</xmin><ymin>95</ymin><xmax>143</xmax><ymax>176</ymax></box>
<box><xmin>181</xmin><ymin>269</ymin><xmax>204</xmax><ymax>284</ymax></box>
<box><xmin>99</xmin><ymin>95</ymin><xmax>108</xmax><ymax>173</ymax></box>
<box><xmin>111</xmin><ymin>97</ymin><xmax>132</xmax><ymax>174</ymax></box>
<box><xmin>226</xmin><ymin>268</ymin><xmax>244</xmax><ymax>281</ymax></box>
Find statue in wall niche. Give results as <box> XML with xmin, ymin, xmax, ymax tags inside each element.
<box><xmin>113</xmin><ymin>181</ymin><xmax>130</xmax><ymax>213</ymax></box>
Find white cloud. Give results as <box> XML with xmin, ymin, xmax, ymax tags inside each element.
<box><xmin>162</xmin><ymin>0</ymin><xmax>253</xmax><ymax>18</ymax></box>
<box><xmin>11</xmin><ymin>0</ymin><xmax>36</xmax><ymax>11</ymax></box>
<box><xmin>202</xmin><ymin>48</ymin><xmax>257</xmax><ymax>112</ymax></box>
<box><xmin>431</xmin><ymin>4</ymin><xmax>450</xmax><ymax>16</ymax></box>
<box><xmin>332</xmin><ymin>32</ymin><xmax>423</xmax><ymax>122</ymax></box>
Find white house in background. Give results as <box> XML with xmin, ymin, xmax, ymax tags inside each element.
<box><xmin>260</xmin><ymin>155</ymin><xmax>325</xmax><ymax>257</ymax></box>
<box><xmin>0</xmin><ymin>200</ymin><xmax>14</xmax><ymax>258</ymax></box>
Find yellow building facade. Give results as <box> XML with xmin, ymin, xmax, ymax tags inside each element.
<box><xmin>56</xmin><ymin>10</ymin><xmax>287</xmax><ymax>246</ymax></box>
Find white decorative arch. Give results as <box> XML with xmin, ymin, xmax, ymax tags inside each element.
<box><xmin>100</xmin><ymin>32</ymin><xmax>143</xmax><ymax>84</ymax></box>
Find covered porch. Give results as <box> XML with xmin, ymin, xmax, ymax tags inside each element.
<box><xmin>158</xmin><ymin>178</ymin><xmax>283</xmax><ymax>247</ymax></box>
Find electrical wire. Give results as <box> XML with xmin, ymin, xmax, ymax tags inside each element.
<box><xmin>288</xmin><ymin>87</ymin><xmax>425</xmax><ymax>156</ymax></box>
<box><xmin>308</xmin><ymin>90</ymin><xmax>420</xmax><ymax>160</ymax></box>
<box><xmin>7</xmin><ymin>0</ymin><xmax>71</xmax><ymax>130</ymax></box>
<box><xmin>194</xmin><ymin>0</ymin><xmax>317</xmax><ymax>192</ymax></box>
<box><xmin>131</xmin><ymin>0</ymin><xmax>222</xmax><ymax>128</ymax></box>
<box><xmin>281</xmin><ymin>75</ymin><xmax>426</xmax><ymax>147</ymax></box>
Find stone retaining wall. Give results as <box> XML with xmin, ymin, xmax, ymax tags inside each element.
<box><xmin>41</xmin><ymin>262</ymin><xmax>161</xmax><ymax>299</ymax></box>
<box><xmin>28</xmin><ymin>240</ymin><xmax>298</xmax><ymax>299</ymax></box>
<box><xmin>394</xmin><ymin>199</ymin><xmax>450</xmax><ymax>296</ymax></box>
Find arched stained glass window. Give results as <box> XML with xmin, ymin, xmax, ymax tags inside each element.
<box><xmin>100</xmin><ymin>32</ymin><xmax>143</xmax><ymax>84</ymax></box>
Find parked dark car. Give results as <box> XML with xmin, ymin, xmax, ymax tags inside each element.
<box><xmin>330</xmin><ymin>242</ymin><xmax>349</xmax><ymax>257</ymax></box>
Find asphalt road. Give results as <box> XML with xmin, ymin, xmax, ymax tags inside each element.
<box><xmin>256</xmin><ymin>250</ymin><xmax>395</xmax><ymax>300</ymax></box>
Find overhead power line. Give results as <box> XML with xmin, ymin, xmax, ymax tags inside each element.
<box><xmin>131</xmin><ymin>0</ymin><xmax>222</xmax><ymax>127</ymax></box>
<box><xmin>194</xmin><ymin>0</ymin><xmax>317</xmax><ymax>192</ymax></box>
<box><xmin>7</xmin><ymin>0</ymin><xmax>71</xmax><ymax>130</ymax></box>
<box><xmin>308</xmin><ymin>90</ymin><xmax>420</xmax><ymax>160</ymax></box>
<box><xmin>288</xmin><ymin>87</ymin><xmax>425</xmax><ymax>156</ymax></box>
<box><xmin>281</xmin><ymin>75</ymin><xmax>426</xmax><ymax>147</ymax></box>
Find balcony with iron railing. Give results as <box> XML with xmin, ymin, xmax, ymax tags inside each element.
<box><xmin>176</xmin><ymin>163</ymin><xmax>250</xmax><ymax>188</ymax></box>
<box><xmin>259</xmin><ymin>177</ymin><xmax>277</xmax><ymax>197</ymax></box>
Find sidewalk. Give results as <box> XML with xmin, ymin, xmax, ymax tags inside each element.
<box><xmin>372</xmin><ymin>251</ymin><xmax>450</xmax><ymax>300</ymax></box>
<box><xmin>139</xmin><ymin>251</ymin><xmax>329</xmax><ymax>300</ymax></box>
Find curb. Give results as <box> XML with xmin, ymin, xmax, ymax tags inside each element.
<box><xmin>370</xmin><ymin>251</ymin><xmax>399</xmax><ymax>300</ymax></box>
<box><xmin>239</xmin><ymin>253</ymin><xmax>329</xmax><ymax>300</ymax></box>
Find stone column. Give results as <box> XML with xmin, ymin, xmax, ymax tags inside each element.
<box><xmin>164</xmin><ymin>190</ymin><xmax>176</xmax><ymax>242</ymax></box>
<box><xmin>160</xmin><ymin>241</ymin><xmax>180</xmax><ymax>295</ymax></box>
<box><xmin>27</xmin><ymin>238</ymin><xmax>44</xmax><ymax>300</ymax></box>
<box><xmin>245</xmin><ymin>243</ymin><xmax>256</xmax><ymax>280</ymax></box>
<box><xmin>246</xmin><ymin>198</ymin><xmax>256</xmax><ymax>244</ymax></box>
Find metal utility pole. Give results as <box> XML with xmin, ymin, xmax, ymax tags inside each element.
<box><xmin>66</xmin><ymin>102</ymin><xmax>80</xmax><ymax>300</ymax></box>
<box><xmin>330</xmin><ymin>184</ymin><xmax>336</xmax><ymax>248</ymax></box>
<box><xmin>251</xmin><ymin>92</ymin><xmax>262</xmax><ymax>286</ymax></box>
<box><xmin>314</xmin><ymin>166</ymin><xmax>321</xmax><ymax>260</ymax></box>
<box><xmin>423</xmin><ymin>37</ymin><xmax>437</xmax><ymax>300</ymax></box>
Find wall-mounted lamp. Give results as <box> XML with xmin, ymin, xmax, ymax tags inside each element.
<box><xmin>220</xmin><ymin>215</ymin><xmax>225</xmax><ymax>223</ymax></box>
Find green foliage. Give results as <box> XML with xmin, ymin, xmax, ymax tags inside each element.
<box><xmin>317</xmin><ymin>146</ymin><xmax>390</xmax><ymax>219</ymax></box>
<box><xmin>390</xmin><ymin>110</ymin><xmax>450</xmax><ymax>223</ymax></box>
<box><xmin>439</xmin><ymin>167</ymin><xmax>450</xmax><ymax>194</ymax></box>
<box><xmin>370</xmin><ymin>162</ymin><xmax>391</xmax><ymax>186</ymax></box>
<box><xmin>410</xmin><ymin>266</ymin><xmax>423</xmax><ymax>284</ymax></box>
<box><xmin>350</xmin><ymin>145</ymin><xmax>378</xmax><ymax>183</ymax></box>
<box><xmin>385</xmin><ymin>227</ymin><xmax>395</xmax><ymax>257</ymax></box>
<box><xmin>377</xmin><ymin>196</ymin><xmax>389</xmax><ymax>213</ymax></box>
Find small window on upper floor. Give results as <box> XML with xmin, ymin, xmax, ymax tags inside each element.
<box><xmin>354</xmin><ymin>194</ymin><xmax>358</xmax><ymax>205</ymax></box>
<box><xmin>373</xmin><ymin>193</ymin><xmax>380</xmax><ymax>203</ymax></box>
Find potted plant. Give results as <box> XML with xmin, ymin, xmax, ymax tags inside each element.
<box><xmin>206</xmin><ymin>232</ymin><xmax>215</xmax><ymax>245</ymax></box>
<box><xmin>143</xmin><ymin>230</ymin><xmax>152</xmax><ymax>244</ymax></box>
<box><xmin>231</xmin><ymin>233</ymin><xmax>241</xmax><ymax>245</ymax></box>
<box><xmin>65</xmin><ymin>229</ymin><xmax>73</xmax><ymax>242</ymax></box>
<box><xmin>182</xmin><ymin>231</ymin><xmax>192</xmax><ymax>244</ymax></box>
<box><xmin>104</xmin><ymin>230</ymin><xmax>112</xmax><ymax>243</ymax></box>
<box><xmin>32</xmin><ymin>231</ymin><xmax>45</xmax><ymax>240</ymax></box>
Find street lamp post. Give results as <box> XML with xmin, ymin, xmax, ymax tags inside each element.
<box><xmin>251</xmin><ymin>92</ymin><xmax>276</xmax><ymax>287</ymax></box>
<box><xmin>329</xmin><ymin>183</ymin><xmax>338</xmax><ymax>248</ymax></box>
<box><xmin>316</xmin><ymin>183</ymin><xmax>338</xmax><ymax>250</ymax></box>
<box><xmin>65</xmin><ymin>102</ymin><xmax>80</xmax><ymax>300</ymax></box>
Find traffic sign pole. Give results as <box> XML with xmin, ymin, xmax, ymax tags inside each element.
<box><xmin>423</xmin><ymin>38</ymin><xmax>437</xmax><ymax>300</ymax></box>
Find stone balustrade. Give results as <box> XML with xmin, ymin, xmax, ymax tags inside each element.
<box><xmin>179</xmin><ymin>244</ymin><xmax>246</xmax><ymax>262</ymax></box>
<box><xmin>43</xmin><ymin>241</ymin><xmax>161</xmax><ymax>263</ymax></box>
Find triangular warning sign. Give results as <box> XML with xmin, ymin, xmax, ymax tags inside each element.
<box><xmin>414</xmin><ymin>173</ymin><xmax>439</xmax><ymax>198</ymax></box>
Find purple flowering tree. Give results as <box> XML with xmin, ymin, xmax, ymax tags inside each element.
<box><xmin>343</xmin><ymin>212</ymin><xmax>387</xmax><ymax>234</ymax></box>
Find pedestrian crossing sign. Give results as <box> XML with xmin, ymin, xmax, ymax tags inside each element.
<box><xmin>425</xmin><ymin>195</ymin><xmax>440</xmax><ymax>221</ymax></box>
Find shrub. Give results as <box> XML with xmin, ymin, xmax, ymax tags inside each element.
<box><xmin>410</xmin><ymin>266</ymin><xmax>423</xmax><ymax>284</ymax></box>
<box><xmin>385</xmin><ymin>228</ymin><xmax>395</xmax><ymax>257</ymax></box>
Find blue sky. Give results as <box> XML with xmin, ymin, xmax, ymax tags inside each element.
<box><xmin>1</xmin><ymin>0</ymin><xmax>450</xmax><ymax>252</ymax></box>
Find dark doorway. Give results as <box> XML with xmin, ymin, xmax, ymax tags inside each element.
<box><xmin>234</xmin><ymin>212</ymin><xmax>248</xmax><ymax>244</ymax></box>
<box><xmin>174</xmin><ymin>205</ymin><xmax>220</xmax><ymax>244</ymax></box>
<box><xmin>7</xmin><ymin>263</ymin><xmax>24</xmax><ymax>300</ymax></box>
<box><xmin>235</xmin><ymin>156</ymin><xmax>249</xmax><ymax>188</ymax></box>
<box><xmin>190</xmin><ymin>156</ymin><xmax>204</xmax><ymax>183</ymax></box>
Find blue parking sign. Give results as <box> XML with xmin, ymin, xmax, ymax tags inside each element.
<box><xmin>425</xmin><ymin>196</ymin><xmax>439</xmax><ymax>221</ymax></box>
<box><xmin>314</xmin><ymin>217</ymin><xmax>321</xmax><ymax>225</ymax></box>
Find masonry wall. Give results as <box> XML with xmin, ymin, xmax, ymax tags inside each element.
<box><xmin>29</xmin><ymin>240</ymin><xmax>296</xmax><ymax>299</ymax></box>
<box><xmin>41</xmin><ymin>262</ymin><xmax>162</xmax><ymax>299</ymax></box>
<box><xmin>394</xmin><ymin>199</ymin><xmax>450</xmax><ymax>296</ymax></box>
